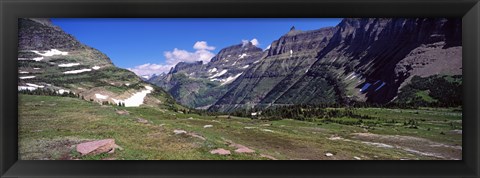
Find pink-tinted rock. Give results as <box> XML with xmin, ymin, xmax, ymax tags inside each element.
<box><xmin>188</xmin><ymin>133</ymin><xmax>206</xmax><ymax>140</ymax></box>
<box><xmin>76</xmin><ymin>139</ymin><xmax>116</xmax><ymax>155</ymax></box>
<box><xmin>235</xmin><ymin>147</ymin><xmax>255</xmax><ymax>153</ymax></box>
<box><xmin>210</xmin><ymin>148</ymin><xmax>231</xmax><ymax>155</ymax></box>
<box><xmin>229</xmin><ymin>143</ymin><xmax>255</xmax><ymax>153</ymax></box>
<box><xmin>260</xmin><ymin>154</ymin><xmax>278</xmax><ymax>160</ymax></box>
<box><xmin>116</xmin><ymin>110</ymin><xmax>129</xmax><ymax>115</ymax></box>
<box><xmin>136</xmin><ymin>118</ymin><xmax>150</xmax><ymax>124</ymax></box>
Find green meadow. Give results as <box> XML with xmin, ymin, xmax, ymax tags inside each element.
<box><xmin>19</xmin><ymin>94</ymin><xmax>462</xmax><ymax>160</ymax></box>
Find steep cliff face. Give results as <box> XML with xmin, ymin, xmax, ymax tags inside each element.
<box><xmin>209</xmin><ymin>18</ymin><xmax>461</xmax><ymax>112</ymax></box>
<box><xmin>18</xmin><ymin>18</ymin><xmax>178</xmax><ymax>109</ymax></box>
<box><xmin>210</xmin><ymin>27</ymin><xmax>337</xmax><ymax>112</ymax></box>
<box><xmin>307</xmin><ymin>18</ymin><xmax>462</xmax><ymax>103</ymax></box>
<box><xmin>148</xmin><ymin>18</ymin><xmax>461</xmax><ymax>112</ymax></box>
<box><xmin>149</xmin><ymin>42</ymin><xmax>265</xmax><ymax>108</ymax></box>
<box><xmin>19</xmin><ymin>18</ymin><xmax>84</xmax><ymax>51</ymax></box>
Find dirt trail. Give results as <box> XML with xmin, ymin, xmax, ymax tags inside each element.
<box><xmin>351</xmin><ymin>133</ymin><xmax>461</xmax><ymax>160</ymax></box>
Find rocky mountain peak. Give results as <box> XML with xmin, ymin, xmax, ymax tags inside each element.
<box><xmin>210</xmin><ymin>42</ymin><xmax>263</xmax><ymax>64</ymax></box>
<box><xmin>29</xmin><ymin>18</ymin><xmax>56</xmax><ymax>27</ymax></box>
<box><xmin>18</xmin><ymin>18</ymin><xmax>85</xmax><ymax>51</ymax></box>
<box><xmin>267</xmin><ymin>26</ymin><xmax>337</xmax><ymax>56</ymax></box>
<box><xmin>170</xmin><ymin>61</ymin><xmax>203</xmax><ymax>74</ymax></box>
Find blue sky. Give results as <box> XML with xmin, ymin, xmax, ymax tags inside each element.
<box><xmin>51</xmin><ymin>18</ymin><xmax>342</xmax><ymax>76</ymax></box>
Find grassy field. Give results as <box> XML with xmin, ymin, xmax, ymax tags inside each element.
<box><xmin>19</xmin><ymin>94</ymin><xmax>462</xmax><ymax>160</ymax></box>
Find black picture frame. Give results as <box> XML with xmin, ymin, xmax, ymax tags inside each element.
<box><xmin>1</xmin><ymin>0</ymin><xmax>479</xmax><ymax>177</ymax></box>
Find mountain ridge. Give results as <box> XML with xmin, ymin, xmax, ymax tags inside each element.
<box><xmin>149</xmin><ymin>18</ymin><xmax>461</xmax><ymax>113</ymax></box>
<box><xmin>18</xmin><ymin>18</ymin><xmax>180</xmax><ymax>110</ymax></box>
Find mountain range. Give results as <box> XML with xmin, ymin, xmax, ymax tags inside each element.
<box><xmin>149</xmin><ymin>18</ymin><xmax>462</xmax><ymax>112</ymax></box>
<box><xmin>18</xmin><ymin>18</ymin><xmax>462</xmax><ymax>113</ymax></box>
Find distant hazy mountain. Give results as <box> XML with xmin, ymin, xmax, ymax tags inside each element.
<box><xmin>148</xmin><ymin>42</ymin><xmax>265</xmax><ymax>109</ymax></box>
<box><xmin>18</xmin><ymin>18</ymin><xmax>179</xmax><ymax>109</ymax></box>
<box><xmin>150</xmin><ymin>18</ymin><xmax>461</xmax><ymax>112</ymax></box>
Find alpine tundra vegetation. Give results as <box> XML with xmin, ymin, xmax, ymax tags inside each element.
<box><xmin>19</xmin><ymin>18</ymin><xmax>462</xmax><ymax>160</ymax></box>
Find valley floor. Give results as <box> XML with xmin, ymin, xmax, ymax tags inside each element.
<box><xmin>19</xmin><ymin>94</ymin><xmax>462</xmax><ymax>160</ymax></box>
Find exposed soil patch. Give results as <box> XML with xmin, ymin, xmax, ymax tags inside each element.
<box><xmin>19</xmin><ymin>137</ymin><xmax>89</xmax><ymax>160</ymax></box>
<box><xmin>351</xmin><ymin>133</ymin><xmax>461</xmax><ymax>160</ymax></box>
<box><xmin>210</xmin><ymin>148</ymin><xmax>231</xmax><ymax>155</ymax></box>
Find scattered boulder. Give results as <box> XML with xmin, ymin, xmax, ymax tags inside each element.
<box><xmin>354</xmin><ymin>156</ymin><xmax>361</xmax><ymax>160</ymax></box>
<box><xmin>235</xmin><ymin>147</ymin><xmax>255</xmax><ymax>153</ymax></box>
<box><xmin>188</xmin><ymin>133</ymin><xmax>206</xmax><ymax>140</ymax></box>
<box><xmin>262</xmin><ymin>129</ymin><xmax>274</xmax><ymax>133</ymax></box>
<box><xmin>116</xmin><ymin>110</ymin><xmax>129</xmax><ymax>115</ymax></box>
<box><xmin>450</xmin><ymin>130</ymin><xmax>462</xmax><ymax>134</ymax></box>
<box><xmin>244</xmin><ymin>127</ymin><xmax>256</xmax><ymax>129</ymax></box>
<box><xmin>210</xmin><ymin>148</ymin><xmax>231</xmax><ymax>155</ymax></box>
<box><xmin>229</xmin><ymin>143</ymin><xmax>255</xmax><ymax>154</ymax></box>
<box><xmin>203</xmin><ymin>125</ymin><xmax>213</xmax><ymax>128</ymax></box>
<box><xmin>187</xmin><ymin>117</ymin><xmax>194</xmax><ymax>120</ymax></box>
<box><xmin>173</xmin><ymin>129</ymin><xmax>187</xmax><ymax>135</ymax></box>
<box><xmin>325</xmin><ymin>153</ymin><xmax>334</xmax><ymax>157</ymax></box>
<box><xmin>136</xmin><ymin>118</ymin><xmax>150</xmax><ymax>124</ymax></box>
<box><xmin>260</xmin><ymin>154</ymin><xmax>278</xmax><ymax>160</ymax></box>
<box><xmin>328</xmin><ymin>136</ymin><xmax>343</xmax><ymax>140</ymax></box>
<box><xmin>76</xmin><ymin>139</ymin><xmax>118</xmax><ymax>156</ymax></box>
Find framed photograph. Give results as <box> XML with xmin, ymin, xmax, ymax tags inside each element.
<box><xmin>1</xmin><ymin>0</ymin><xmax>479</xmax><ymax>177</ymax></box>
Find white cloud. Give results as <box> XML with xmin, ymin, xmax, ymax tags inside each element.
<box><xmin>242</xmin><ymin>38</ymin><xmax>260</xmax><ymax>47</ymax></box>
<box><xmin>128</xmin><ymin>41</ymin><xmax>216</xmax><ymax>76</ymax></box>
<box><xmin>241</xmin><ymin>40</ymin><xmax>249</xmax><ymax>47</ymax></box>
<box><xmin>127</xmin><ymin>63</ymin><xmax>174</xmax><ymax>76</ymax></box>
<box><xmin>193</xmin><ymin>41</ymin><xmax>215</xmax><ymax>50</ymax></box>
<box><xmin>250</xmin><ymin>38</ymin><xmax>259</xmax><ymax>46</ymax></box>
<box><xmin>164</xmin><ymin>48</ymin><xmax>215</xmax><ymax>64</ymax></box>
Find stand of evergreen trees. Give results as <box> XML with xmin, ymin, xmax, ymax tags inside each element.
<box><xmin>231</xmin><ymin>105</ymin><xmax>373</xmax><ymax>121</ymax></box>
<box><xmin>19</xmin><ymin>88</ymin><xmax>78</xmax><ymax>98</ymax></box>
<box><xmin>19</xmin><ymin>88</ymin><xmax>128</xmax><ymax>107</ymax></box>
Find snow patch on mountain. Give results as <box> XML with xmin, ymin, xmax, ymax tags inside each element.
<box><xmin>95</xmin><ymin>94</ymin><xmax>109</xmax><ymax>100</ymax></box>
<box><xmin>20</xmin><ymin>76</ymin><xmax>36</xmax><ymax>79</ymax></box>
<box><xmin>208</xmin><ymin>68</ymin><xmax>218</xmax><ymax>73</ymax></box>
<box><xmin>18</xmin><ymin>86</ymin><xmax>37</xmax><ymax>91</ymax></box>
<box><xmin>209</xmin><ymin>69</ymin><xmax>228</xmax><ymax>79</ymax></box>
<box><xmin>31</xmin><ymin>49</ymin><xmax>68</xmax><ymax>56</ymax></box>
<box><xmin>241</xmin><ymin>65</ymin><xmax>249</xmax><ymax>69</ymax></box>
<box><xmin>26</xmin><ymin>83</ymin><xmax>44</xmax><ymax>88</ymax></box>
<box><xmin>221</xmin><ymin>73</ymin><xmax>243</xmax><ymax>86</ymax></box>
<box><xmin>238</xmin><ymin>53</ymin><xmax>248</xmax><ymax>59</ymax></box>
<box><xmin>112</xmin><ymin>86</ymin><xmax>154</xmax><ymax>107</ymax></box>
<box><xmin>32</xmin><ymin>57</ymin><xmax>44</xmax><ymax>61</ymax></box>
<box><xmin>64</xmin><ymin>69</ymin><xmax>92</xmax><ymax>74</ymax></box>
<box><xmin>57</xmin><ymin>89</ymin><xmax>70</xmax><ymax>94</ymax></box>
<box><xmin>58</xmin><ymin>63</ymin><xmax>80</xmax><ymax>67</ymax></box>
